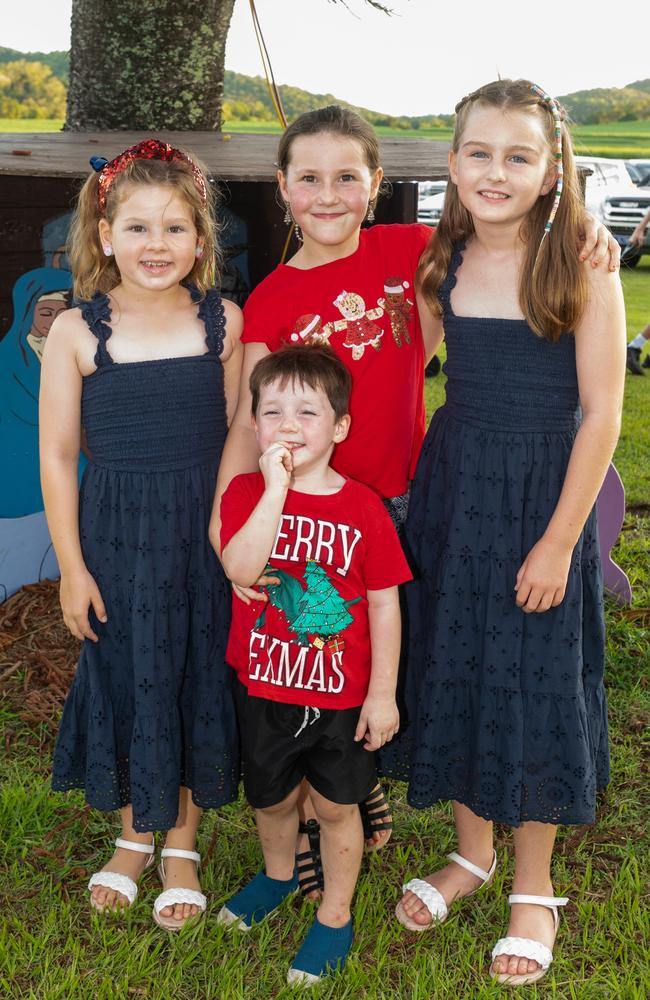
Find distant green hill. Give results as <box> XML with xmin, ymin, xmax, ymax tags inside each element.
<box><xmin>1</xmin><ymin>46</ymin><xmax>649</xmax><ymax>126</ymax></box>
<box><xmin>0</xmin><ymin>46</ymin><xmax>68</xmax><ymax>82</ymax></box>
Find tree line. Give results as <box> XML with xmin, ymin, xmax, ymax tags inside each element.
<box><xmin>1</xmin><ymin>47</ymin><xmax>649</xmax><ymax>127</ymax></box>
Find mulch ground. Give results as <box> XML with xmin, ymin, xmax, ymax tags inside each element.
<box><xmin>0</xmin><ymin>581</ymin><xmax>78</xmax><ymax>738</ymax></box>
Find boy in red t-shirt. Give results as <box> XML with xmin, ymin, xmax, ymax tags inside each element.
<box><xmin>217</xmin><ymin>345</ymin><xmax>411</xmax><ymax>986</ymax></box>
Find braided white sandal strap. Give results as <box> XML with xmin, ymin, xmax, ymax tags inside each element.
<box><xmin>160</xmin><ymin>848</ymin><xmax>200</xmax><ymax>864</ymax></box>
<box><xmin>88</xmin><ymin>871</ymin><xmax>138</xmax><ymax>904</ymax></box>
<box><xmin>115</xmin><ymin>837</ymin><xmax>155</xmax><ymax>856</ymax></box>
<box><xmin>447</xmin><ymin>850</ymin><xmax>496</xmax><ymax>884</ymax></box>
<box><xmin>402</xmin><ymin>878</ymin><xmax>448</xmax><ymax>922</ymax></box>
<box><xmin>491</xmin><ymin>936</ymin><xmax>553</xmax><ymax>970</ymax></box>
<box><xmin>154</xmin><ymin>888</ymin><xmax>207</xmax><ymax>916</ymax></box>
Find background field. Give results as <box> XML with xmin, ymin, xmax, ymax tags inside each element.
<box><xmin>2</xmin><ymin>118</ymin><xmax>650</xmax><ymax>158</ymax></box>
<box><xmin>0</xmin><ymin>259</ymin><xmax>648</xmax><ymax>998</ymax></box>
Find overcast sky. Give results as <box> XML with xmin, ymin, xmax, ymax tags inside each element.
<box><xmin>5</xmin><ymin>0</ymin><xmax>650</xmax><ymax>116</ymax></box>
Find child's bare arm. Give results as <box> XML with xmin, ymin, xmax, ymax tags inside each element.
<box><xmin>220</xmin><ymin>299</ymin><xmax>244</xmax><ymax>427</ymax></box>
<box><xmin>209</xmin><ymin>342</ymin><xmax>268</xmax><ymax>557</ymax></box>
<box><xmin>417</xmin><ymin>290</ymin><xmax>444</xmax><ymax>364</ymax></box>
<box><xmin>40</xmin><ymin>312</ymin><xmax>107</xmax><ymax>641</ymax></box>
<box><xmin>221</xmin><ymin>442</ymin><xmax>294</xmax><ymax>587</ymax></box>
<box><xmin>515</xmin><ymin>265</ymin><xmax>626</xmax><ymax>613</ymax></box>
<box><xmin>355</xmin><ymin>586</ymin><xmax>401</xmax><ymax>751</ymax></box>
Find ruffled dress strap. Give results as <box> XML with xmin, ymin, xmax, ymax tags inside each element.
<box><xmin>437</xmin><ymin>241</ymin><xmax>466</xmax><ymax>318</ymax></box>
<box><xmin>78</xmin><ymin>291</ymin><xmax>113</xmax><ymax>367</ymax></box>
<box><xmin>188</xmin><ymin>286</ymin><xmax>227</xmax><ymax>356</ymax></box>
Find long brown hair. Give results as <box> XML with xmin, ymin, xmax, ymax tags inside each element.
<box><xmin>69</xmin><ymin>150</ymin><xmax>219</xmax><ymax>300</ymax></box>
<box><xmin>417</xmin><ymin>79</ymin><xmax>587</xmax><ymax>341</ymax></box>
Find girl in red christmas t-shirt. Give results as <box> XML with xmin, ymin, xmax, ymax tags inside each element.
<box><xmin>211</xmin><ymin>105</ymin><xmax>619</xmax><ymax>892</ymax></box>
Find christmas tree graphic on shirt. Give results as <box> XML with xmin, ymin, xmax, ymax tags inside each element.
<box><xmin>255</xmin><ymin>560</ymin><xmax>360</xmax><ymax>652</ymax></box>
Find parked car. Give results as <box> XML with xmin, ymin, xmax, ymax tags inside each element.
<box><xmin>626</xmin><ymin>159</ymin><xmax>650</xmax><ymax>184</ymax></box>
<box><xmin>418</xmin><ymin>183</ymin><xmax>446</xmax><ymax>226</ymax></box>
<box><xmin>575</xmin><ymin>156</ymin><xmax>650</xmax><ymax>267</ymax></box>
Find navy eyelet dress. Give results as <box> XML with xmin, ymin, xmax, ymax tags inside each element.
<box><xmin>52</xmin><ymin>287</ymin><xmax>239</xmax><ymax>832</ymax></box>
<box><xmin>397</xmin><ymin>244</ymin><xmax>609</xmax><ymax>827</ymax></box>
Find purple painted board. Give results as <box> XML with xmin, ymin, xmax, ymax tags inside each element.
<box><xmin>596</xmin><ymin>463</ymin><xmax>632</xmax><ymax>605</ymax></box>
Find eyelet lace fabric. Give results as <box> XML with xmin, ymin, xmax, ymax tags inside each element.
<box><xmin>381</xmin><ymin>245</ymin><xmax>609</xmax><ymax>826</ymax></box>
<box><xmin>52</xmin><ymin>288</ymin><xmax>239</xmax><ymax>832</ymax></box>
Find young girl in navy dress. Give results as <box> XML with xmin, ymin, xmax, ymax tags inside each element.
<box><xmin>41</xmin><ymin>141</ymin><xmax>243</xmax><ymax>929</ymax></box>
<box><xmin>394</xmin><ymin>80</ymin><xmax>626</xmax><ymax>985</ymax></box>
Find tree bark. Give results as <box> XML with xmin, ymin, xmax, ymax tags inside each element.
<box><xmin>66</xmin><ymin>0</ymin><xmax>236</xmax><ymax>131</ymax></box>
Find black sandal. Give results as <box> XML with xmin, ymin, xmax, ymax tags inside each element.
<box><xmin>359</xmin><ymin>783</ymin><xmax>393</xmax><ymax>853</ymax></box>
<box><xmin>296</xmin><ymin>819</ymin><xmax>324</xmax><ymax>897</ymax></box>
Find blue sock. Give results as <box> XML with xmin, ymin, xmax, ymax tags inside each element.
<box><xmin>289</xmin><ymin>914</ymin><xmax>354</xmax><ymax>980</ymax></box>
<box><xmin>222</xmin><ymin>868</ymin><xmax>298</xmax><ymax>928</ymax></box>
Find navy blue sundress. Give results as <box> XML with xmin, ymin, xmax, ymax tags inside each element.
<box><xmin>52</xmin><ymin>288</ymin><xmax>239</xmax><ymax>832</ymax></box>
<box><xmin>395</xmin><ymin>244</ymin><xmax>609</xmax><ymax>827</ymax></box>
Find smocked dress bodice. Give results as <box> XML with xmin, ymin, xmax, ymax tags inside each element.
<box><xmin>80</xmin><ymin>289</ymin><xmax>227</xmax><ymax>471</ymax></box>
<box><xmin>439</xmin><ymin>244</ymin><xmax>580</xmax><ymax>433</ymax></box>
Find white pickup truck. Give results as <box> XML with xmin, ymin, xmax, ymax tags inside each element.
<box><xmin>576</xmin><ymin>156</ymin><xmax>650</xmax><ymax>267</ymax></box>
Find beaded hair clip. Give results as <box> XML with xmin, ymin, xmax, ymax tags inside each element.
<box><xmin>529</xmin><ymin>83</ymin><xmax>564</xmax><ymax>244</ymax></box>
<box><xmin>90</xmin><ymin>139</ymin><xmax>207</xmax><ymax>213</ymax></box>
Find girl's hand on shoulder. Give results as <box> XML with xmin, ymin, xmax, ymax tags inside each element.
<box><xmin>60</xmin><ymin>569</ymin><xmax>107</xmax><ymax>641</ymax></box>
<box><xmin>578</xmin><ymin>212</ymin><xmax>621</xmax><ymax>272</ymax></box>
<box><xmin>355</xmin><ymin>696</ymin><xmax>400</xmax><ymax>751</ymax></box>
<box><xmin>514</xmin><ymin>537</ymin><xmax>572</xmax><ymax>614</ymax></box>
<box><xmin>259</xmin><ymin>442</ymin><xmax>292</xmax><ymax>492</ymax></box>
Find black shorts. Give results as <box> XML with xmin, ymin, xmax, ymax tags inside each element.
<box><xmin>234</xmin><ymin>680</ymin><xmax>377</xmax><ymax>809</ymax></box>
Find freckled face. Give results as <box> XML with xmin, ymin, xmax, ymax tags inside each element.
<box><xmin>278</xmin><ymin>134</ymin><xmax>382</xmax><ymax>257</ymax></box>
<box><xmin>98</xmin><ymin>184</ymin><xmax>200</xmax><ymax>291</ymax></box>
<box><xmin>449</xmin><ymin>105</ymin><xmax>556</xmax><ymax>229</ymax></box>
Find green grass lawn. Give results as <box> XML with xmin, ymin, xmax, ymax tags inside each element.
<box><xmin>0</xmin><ymin>266</ymin><xmax>648</xmax><ymax>999</ymax></box>
<box><xmin>2</xmin><ymin>117</ymin><xmax>649</xmax><ymax>157</ymax></box>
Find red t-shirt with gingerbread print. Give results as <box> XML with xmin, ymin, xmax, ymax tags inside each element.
<box><xmin>242</xmin><ymin>223</ymin><xmax>433</xmax><ymax>499</ymax></box>
<box><xmin>221</xmin><ymin>473</ymin><xmax>412</xmax><ymax>710</ymax></box>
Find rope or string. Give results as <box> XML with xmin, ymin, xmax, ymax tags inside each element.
<box><xmin>247</xmin><ymin>1</ymin><xmax>293</xmax><ymax>261</ymax></box>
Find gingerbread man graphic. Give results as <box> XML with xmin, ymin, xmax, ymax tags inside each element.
<box><xmin>326</xmin><ymin>291</ymin><xmax>384</xmax><ymax>361</ymax></box>
<box><xmin>378</xmin><ymin>276</ymin><xmax>413</xmax><ymax>348</ymax></box>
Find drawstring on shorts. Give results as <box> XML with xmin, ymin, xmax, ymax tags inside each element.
<box><xmin>294</xmin><ymin>706</ymin><xmax>321</xmax><ymax>738</ymax></box>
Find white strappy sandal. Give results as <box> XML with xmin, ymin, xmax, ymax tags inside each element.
<box><xmin>152</xmin><ymin>847</ymin><xmax>207</xmax><ymax>931</ymax></box>
<box><xmin>88</xmin><ymin>837</ymin><xmax>155</xmax><ymax>912</ymax></box>
<box><xmin>395</xmin><ymin>849</ymin><xmax>497</xmax><ymax>931</ymax></box>
<box><xmin>490</xmin><ymin>893</ymin><xmax>569</xmax><ymax>986</ymax></box>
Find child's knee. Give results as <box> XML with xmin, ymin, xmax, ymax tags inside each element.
<box><xmin>311</xmin><ymin>794</ymin><xmax>357</xmax><ymax>826</ymax></box>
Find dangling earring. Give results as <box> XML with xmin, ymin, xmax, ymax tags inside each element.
<box><xmin>283</xmin><ymin>201</ymin><xmax>302</xmax><ymax>241</ymax></box>
<box><xmin>103</xmin><ymin>246</ymin><xmax>113</xmax><ymax>257</ymax></box>
<box><xmin>195</xmin><ymin>246</ymin><xmax>203</xmax><ymax>258</ymax></box>
<box><xmin>366</xmin><ymin>204</ymin><xmax>375</xmax><ymax>224</ymax></box>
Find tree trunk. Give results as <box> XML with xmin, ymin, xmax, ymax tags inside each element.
<box><xmin>66</xmin><ymin>0</ymin><xmax>236</xmax><ymax>131</ymax></box>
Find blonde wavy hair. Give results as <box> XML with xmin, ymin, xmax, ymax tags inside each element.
<box><xmin>417</xmin><ymin>79</ymin><xmax>587</xmax><ymax>341</ymax></box>
<box><xmin>68</xmin><ymin>150</ymin><xmax>220</xmax><ymax>300</ymax></box>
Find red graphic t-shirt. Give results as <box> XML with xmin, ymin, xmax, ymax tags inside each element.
<box><xmin>242</xmin><ymin>224</ymin><xmax>432</xmax><ymax>499</ymax></box>
<box><xmin>221</xmin><ymin>473</ymin><xmax>412</xmax><ymax>709</ymax></box>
